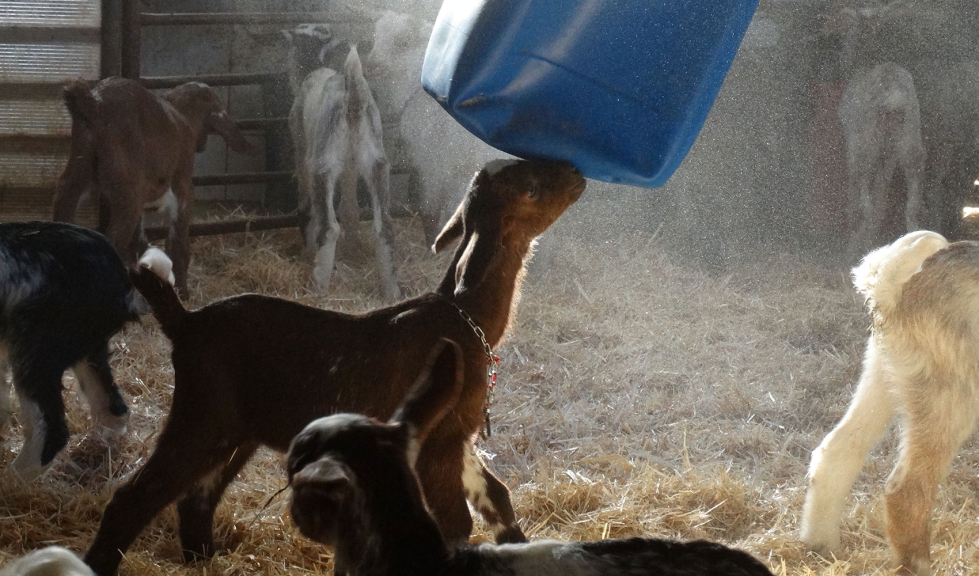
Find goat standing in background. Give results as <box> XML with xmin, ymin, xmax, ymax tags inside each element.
<box><xmin>839</xmin><ymin>62</ymin><xmax>926</xmax><ymax>260</ymax></box>
<box><xmin>51</xmin><ymin>78</ymin><xmax>258</xmax><ymax>295</ymax></box>
<box><xmin>799</xmin><ymin>230</ymin><xmax>977</xmax><ymax>576</ymax></box>
<box><xmin>287</xmin><ymin>339</ymin><xmax>776</xmax><ymax>576</ymax></box>
<box><xmin>0</xmin><ymin>222</ymin><xmax>173</xmax><ymax>479</ymax></box>
<box><xmin>365</xmin><ymin>11</ymin><xmax>510</xmax><ymax>248</ymax></box>
<box><xmin>290</xmin><ymin>42</ymin><xmax>399</xmax><ymax>300</ymax></box>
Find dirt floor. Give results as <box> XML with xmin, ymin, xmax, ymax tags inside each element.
<box><xmin>1</xmin><ymin>208</ymin><xmax>977</xmax><ymax>575</ymax></box>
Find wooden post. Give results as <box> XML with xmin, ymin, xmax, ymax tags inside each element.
<box><xmin>100</xmin><ymin>0</ymin><xmax>122</xmax><ymax>78</ymax></box>
<box><xmin>120</xmin><ymin>0</ymin><xmax>140</xmax><ymax>79</ymax></box>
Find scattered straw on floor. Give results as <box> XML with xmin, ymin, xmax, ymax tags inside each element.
<box><xmin>2</xmin><ymin>215</ymin><xmax>977</xmax><ymax>575</ymax></box>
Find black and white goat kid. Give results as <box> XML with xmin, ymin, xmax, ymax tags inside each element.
<box><xmin>0</xmin><ymin>222</ymin><xmax>172</xmax><ymax>479</ymax></box>
<box><xmin>286</xmin><ymin>339</ymin><xmax>775</xmax><ymax>576</ymax></box>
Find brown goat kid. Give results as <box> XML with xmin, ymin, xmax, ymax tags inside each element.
<box><xmin>83</xmin><ymin>159</ymin><xmax>585</xmax><ymax>576</ymax></box>
<box><xmin>52</xmin><ymin>77</ymin><xmax>258</xmax><ymax>294</ymax></box>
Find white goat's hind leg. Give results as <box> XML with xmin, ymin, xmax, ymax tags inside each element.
<box><xmin>8</xmin><ymin>395</ymin><xmax>47</xmax><ymax>480</ymax></box>
<box><xmin>902</xmin><ymin>152</ymin><xmax>926</xmax><ymax>232</ymax></box>
<box><xmin>849</xmin><ymin>171</ymin><xmax>887</xmax><ymax>261</ymax></box>
<box><xmin>298</xmin><ymin>165</ymin><xmax>318</xmax><ymax>257</ymax></box>
<box><xmin>313</xmin><ymin>172</ymin><xmax>342</xmax><ymax>293</ymax></box>
<box><xmin>337</xmin><ymin>169</ymin><xmax>361</xmax><ymax>255</ymax></box>
<box><xmin>884</xmin><ymin>375</ymin><xmax>978</xmax><ymax>576</ymax></box>
<box><xmin>801</xmin><ymin>337</ymin><xmax>896</xmax><ymax>553</ymax></box>
<box><xmin>367</xmin><ymin>158</ymin><xmax>400</xmax><ymax>301</ymax></box>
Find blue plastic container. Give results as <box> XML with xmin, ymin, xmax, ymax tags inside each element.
<box><xmin>421</xmin><ymin>0</ymin><xmax>760</xmax><ymax>188</ymax></box>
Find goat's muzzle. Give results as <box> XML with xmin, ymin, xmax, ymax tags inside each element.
<box><xmin>289</xmin><ymin>458</ymin><xmax>351</xmax><ymax>546</ymax></box>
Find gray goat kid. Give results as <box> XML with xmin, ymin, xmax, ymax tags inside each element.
<box><xmin>287</xmin><ymin>339</ymin><xmax>776</xmax><ymax>576</ymax></box>
<box><xmin>288</xmin><ymin>30</ymin><xmax>399</xmax><ymax>300</ymax></box>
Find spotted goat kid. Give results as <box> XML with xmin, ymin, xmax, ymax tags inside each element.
<box><xmin>287</xmin><ymin>339</ymin><xmax>776</xmax><ymax>576</ymax></box>
<box><xmin>0</xmin><ymin>222</ymin><xmax>173</xmax><ymax>479</ymax></box>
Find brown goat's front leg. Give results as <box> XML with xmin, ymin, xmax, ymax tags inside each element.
<box><xmin>168</xmin><ymin>174</ymin><xmax>194</xmax><ymax>295</ymax></box>
<box><xmin>102</xmin><ymin>194</ymin><xmax>144</xmax><ymax>264</ymax></box>
<box><xmin>177</xmin><ymin>443</ymin><xmax>257</xmax><ymax>561</ymax></box>
<box><xmin>85</xmin><ymin>427</ymin><xmax>234</xmax><ymax>576</ymax></box>
<box><xmin>52</xmin><ymin>152</ymin><xmax>94</xmax><ymax>222</ymax></box>
<box><xmin>414</xmin><ymin>432</ymin><xmax>472</xmax><ymax>545</ymax></box>
<box><xmin>462</xmin><ymin>444</ymin><xmax>526</xmax><ymax>543</ymax></box>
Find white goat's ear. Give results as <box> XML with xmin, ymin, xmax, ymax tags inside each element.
<box><xmin>391</xmin><ymin>339</ymin><xmax>464</xmax><ymax>448</ymax></box>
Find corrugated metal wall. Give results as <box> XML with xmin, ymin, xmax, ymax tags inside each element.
<box><xmin>0</xmin><ymin>0</ymin><xmax>101</xmax><ymax>223</ymax></box>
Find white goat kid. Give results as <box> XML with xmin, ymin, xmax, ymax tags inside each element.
<box><xmin>800</xmin><ymin>230</ymin><xmax>978</xmax><ymax>576</ymax></box>
<box><xmin>290</xmin><ymin>44</ymin><xmax>399</xmax><ymax>300</ymax></box>
<box><xmin>0</xmin><ymin>547</ymin><xmax>94</xmax><ymax>576</ymax></box>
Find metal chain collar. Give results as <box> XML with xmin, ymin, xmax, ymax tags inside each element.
<box><xmin>450</xmin><ymin>302</ymin><xmax>500</xmax><ymax>438</ymax></box>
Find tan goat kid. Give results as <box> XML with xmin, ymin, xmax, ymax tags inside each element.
<box><xmin>799</xmin><ymin>230</ymin><xmax>979</xmax><ymax>575</ymax></box>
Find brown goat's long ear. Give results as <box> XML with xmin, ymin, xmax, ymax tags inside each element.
<box><xmin>391</xmin><ymin>339</ymin><xmax>464</xmax><ymax>459</ymax></box>
<box><xmin>208</xmin><ymin>111</ymin><xmax>260</xmax><ymax>156</ymax></box>
<box><xmin>433</xmin><ymin>202</ymin><xmax>465</xmax><ymax>254</ymax></box>
<box><xmin>454</xmin><ymin>226</ymin><xmax>499</xmax><ymax>297</ymax></box>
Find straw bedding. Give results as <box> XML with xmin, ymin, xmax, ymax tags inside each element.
<box><xmin>1</xmin><ymin>210</ymin><xmax>977</xmax><ymax>576</ymax></box>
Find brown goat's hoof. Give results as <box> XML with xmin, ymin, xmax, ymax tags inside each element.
<box><xmin>495</xmin><ymin>526</ymin><xmax>528</xmax><ymax>544</ymax></box>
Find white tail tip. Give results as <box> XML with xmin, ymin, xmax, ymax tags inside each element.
<box><xmin>852</xmin><ymin>230</ymin><xmax>949</xmax><ymax>314</ymax></box>
<box><xmin>138</xmin><ymin>247</ymin><xmax>175</xmax><ymax>286</ymax></box>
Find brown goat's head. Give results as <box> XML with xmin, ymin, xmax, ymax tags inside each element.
<box><xmin>165</xmin><ymin>82</ymin><xmax>259</xmax><ymax>156</ymax></box>
<box><xmin>286</xmin><ymin>339</ymin><xmax>464</xmax><ymax>545</ymax></box>
<box><xmin>433</xmin><ymin>159</ymin><xmax>585</xmax><ymax>296</ymax></box>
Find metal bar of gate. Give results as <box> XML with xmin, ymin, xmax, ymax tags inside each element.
<box><xmin>193</xmin><ymin>171</ymin><xmax>293</xmax><ymax>187</ymax></box>
<box><xmin>236</xmin><ymin>117</ymin><xmax>290</xmax><ymax>131</ymax></box>
<box><xmin>139</xmin><ymin>12</ymin><xmax>337</xmax><ymax>26</ymax></box>
<box><xmin>144</xmin><ymin>214</ymin><xmax>299</xmax><ymax>241</ymax></box>
<box><xmin>140</xmin><ymin>72</ymin><xmax>283</xmax><ymax>89</ymax></box>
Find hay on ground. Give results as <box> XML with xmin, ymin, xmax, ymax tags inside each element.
<box><xmin>1</xmin><ymin>213</ymin><xmax>977</xmax><ymax>576</ymax></box>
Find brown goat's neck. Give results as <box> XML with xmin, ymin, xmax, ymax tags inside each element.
<box><xmin>438</xmin><ymin>242</ymin><xmax>529</xmax><ymax>348</ymax></box>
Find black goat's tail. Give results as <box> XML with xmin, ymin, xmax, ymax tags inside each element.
<box><xmin>62</xmin><ymin>79</ymin><xmax>98</xmax><ymax>126</ymax></box>
<box><xmin>129</xmin><ymin>266</ymin><xmax>187</xmax><ymax>340</ymax></box>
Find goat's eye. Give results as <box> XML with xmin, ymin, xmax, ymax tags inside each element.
<box><xmin>527</xmin><ymin>182</ymin><xmax>540</xmax><ymax>198</ymax></box>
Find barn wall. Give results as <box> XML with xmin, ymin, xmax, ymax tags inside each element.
<box><xmin>0</xmin><ymin>0</ymin><xmax>101</xmax><ymax>224</ymax></box>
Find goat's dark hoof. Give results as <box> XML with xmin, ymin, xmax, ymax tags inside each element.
<box><xmin>40</xmin><ymin>424</ymin><xmax>71</xmax><ymax>466</ymax></box>
<box><xmin>84</xmin><ymin>547</ymin><xmax>123</xmax><ymax>576</ymax></box>
<box><xmin>495</xmin><ymin>526</ymin><xmax>528</xmax><ymax>544</ymax></box>
<box><xmin>108</xmin><ymin>394</ymin><xmax>129</xmax><ymax>417</ymax></box>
